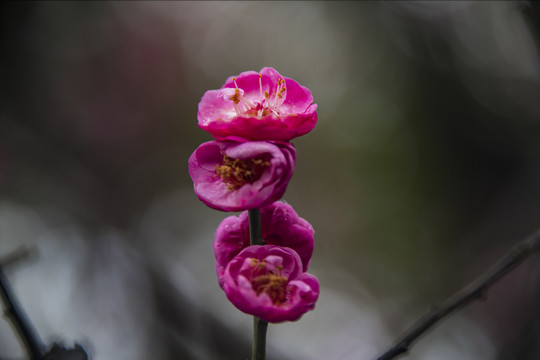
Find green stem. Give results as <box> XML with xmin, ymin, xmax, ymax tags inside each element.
<box><xmin>248</xmin><ymin>209</ymin><xmax>263</xmax><ymax>246</ymax></box>
<box><xmin>248</xmin><ymin>209</ymin><xmax>268</xmax><ymax>360</ymax></box>
<box><xmin>252</xmin><ymin>316</ymin><xmax>268</xmax><ymax>360</ymax></box>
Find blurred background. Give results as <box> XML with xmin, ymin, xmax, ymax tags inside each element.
<box><xmin>1</xmin><ymin>1</ymin><xmax>540</xmax><ymax>359</ymax></box>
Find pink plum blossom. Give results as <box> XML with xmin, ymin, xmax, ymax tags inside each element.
<box><xmin>198</xmin><ymin>67</ymin><xmax>318</xmax><ymax>141</ymax></box>
<box><xmin>214</xmin><ymin>201</ymin><xmax>314</xmax><ymax>285</ymax></box>
<box><xmin>188</xmin><ymin>140</ymin><xmax>296</xmax><ymax>212</ymax></box>
<box><xmin>222</xmin><ymin>245</ymin><xmax>319</xmax><ymax>323</ymax></box>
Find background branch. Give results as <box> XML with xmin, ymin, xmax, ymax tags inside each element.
<box><xmin>376</xmin><ymin>228</ymin><xmax>540</xmax><ymax>360</ymax></box>
<box><xmin>0</xmin><ymin>247</ymin><xmax>45</xmax><ymax>360</ymax></box>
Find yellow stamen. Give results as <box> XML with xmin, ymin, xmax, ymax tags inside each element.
<box><xmin>215</xmin><ymin>154</ymin><xmax>271</xmax><ymax>190</ymax></box>
<box><xmin>230</xmin><ymin>88</ymin><xmax>242</xmax><ymax>104</ymax></box>
<box><xmin>251</xmin><ymin>273</ymin><xmax>288</xmax><ymax>305</ymax></box>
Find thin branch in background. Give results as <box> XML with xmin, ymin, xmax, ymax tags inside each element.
<box><xmin>375</xmin><ymin>228</ymin><xmax>540</xmax><ymax>360</ymax></box>
<box><xmin>0</xmin><ymin>247</ymin><xmax>89</xmax><ymax>360</ymax></box>
<box><xmin>0</xmin><ymin>247</ymin><xmax>45</xmax><ymax>360</ymax></box>
<box><xmin>0</xmin><ymin>246</ymin><xmax>37</xmax><ymax>269</ymax></box>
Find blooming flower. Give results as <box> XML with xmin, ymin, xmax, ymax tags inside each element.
<box><xmin>222</xmin><ymin>245</ymin><xmax>319</xmax><ymax>323</ymax></box>
<box><xmin>188</xmin><ymin>140</ymin><xmax>296</xmax><ymax>212</ymax></box>
<box><xmin>214</xmin><ymin>201</ymin><xmax>314</xmax><ymax>284</ymax></box>
<box><xmin>198</xmin><ymin>67</ymin><xmax>318</xmax><ymax>141</ymax></box>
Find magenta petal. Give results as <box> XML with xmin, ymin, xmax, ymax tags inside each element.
<box><xmin>213</xmin><ymin>212</ymin><xmax>250</xmax><ymax>286</ymax></box>
<box><xmin>197</xmin><ymin>67</ymin><xmax>317</xmax><ymax>141</ymax></box>
<box><xmin>281</xmin><ymin>77</ymin><xmax>313</xmax><ymax>112</ymax></box>
<box><xmin>260</xmin><ymin>201</ymin><xmax>314</xmax><ymax>271</ymax></box>
<box><xmin>222</xmin><ymin>245</ymin><xmax>319</xmax><ymax>323</ymax></box>
<box><xmin>188</xmin><ymin>141</ymin><xmax>296</xmax><ymax>212</ymax></box>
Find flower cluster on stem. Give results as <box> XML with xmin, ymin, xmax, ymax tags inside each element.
<box><xmin>189</xmin><ymin>67</ymin><xmax>319</xmax><ymax>358</ymax></box>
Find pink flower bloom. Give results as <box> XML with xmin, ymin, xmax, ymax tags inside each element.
<box><xmin>198</xmin><ymin>67</ymin><xmax>318</xmax><ymax>141</ymax></box>
<box><xmin>188</xmin><ymin>140</ymin><xmax>296</xmax><ymax>212</ymax></box>
<box><xmin>222</xmin><ymin>245</ymin><xmax>319</xmax><ymax>323</ymax></box>
<box><xmin>214</xmin><ymin>201</ymin><xmax>314</xmax><ymax>285</ymax></box>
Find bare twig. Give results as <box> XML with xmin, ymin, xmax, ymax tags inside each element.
<box><xmin>376</xmin><ymin>228</ymin><xmax>540</xmax><ymax>360</ymax></box>
<box><xmin>0</xmin><ymin>246</ymin><xmax>37</xmax><ymax>269</ymax></box>
<box><xmin>0</xmin><ymin>247</ymin><xmax>45</xmax><ymax>360</ymax></box>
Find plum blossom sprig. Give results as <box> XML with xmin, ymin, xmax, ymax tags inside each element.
<box><xmin>189</xmin><ymin>67</ymin><xmax>319</xmax><ymax>360</ymax></box>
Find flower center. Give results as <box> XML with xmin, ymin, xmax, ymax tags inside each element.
<box><xmin>249</xmin><ymin>259</ymin><xmax>288</xmax><ymax>305</ymax></box>
<box><xmin>218</xmin><ymin>74</ymin><xmax>287</xmax><ymax>117</ymax></box>
<box><xmin>215</xmin><ymin>154</ymin><xmax>270</xmax><ymax>190</ymax></box>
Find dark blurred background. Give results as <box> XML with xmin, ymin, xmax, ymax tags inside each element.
<box><xmin>1</xmin><ymin>1</ymin><xmax>540</xmax><ymax>359</ymax></box>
